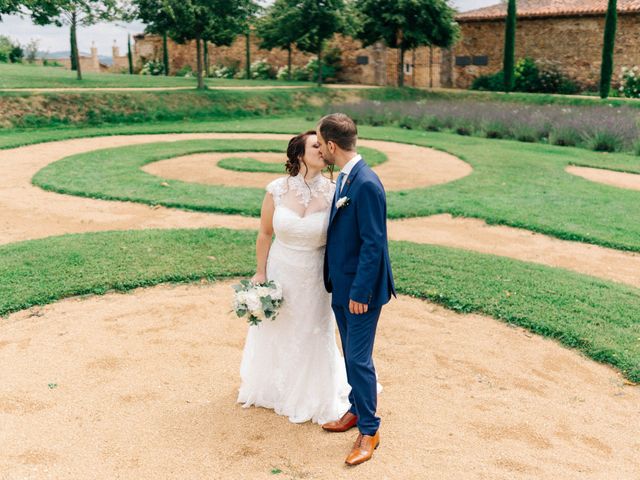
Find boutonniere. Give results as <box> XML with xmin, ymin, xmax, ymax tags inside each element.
<box><xmin>336</xmin><ymin>196</ymin><xmax>350</xmax><ymax>209</ymax></box>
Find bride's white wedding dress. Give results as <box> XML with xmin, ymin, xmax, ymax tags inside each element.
<box><xmin>237</xmin><ymin>173</ymin><xmax>351</xmax><ymax>424</ymax></box>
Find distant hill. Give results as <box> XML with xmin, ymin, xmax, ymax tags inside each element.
<box><xmin>37</xmin><ymin>50</ymin><xmax>113</xmax><ymax>65</ymax></box>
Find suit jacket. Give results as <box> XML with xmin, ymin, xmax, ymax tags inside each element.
<box><xmin>323</xmin><ymin>159</ymin><xmax>396</xmax><ymax>307</ymax></box>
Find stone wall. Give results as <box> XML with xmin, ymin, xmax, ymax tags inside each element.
<box><xmin>133</xmin><ymin>33</ymin><xmax>315</xmax><ymax>77</ymax></box>
<box><xmin>454</xmin><ymin>13</ymin><xmax>640</xmax><ymax>89</ymax></box>
<box><xmin>133</xmin><ymin>33</ymin><xmax>446</xmax><ymax>87</ymax></box>
<box><xmin>47</xmin><ymin>44</ymin><xmax>114</xmax><ymax>73</ymax></box>
<box><xmin>109</xmin><ymin>44</ymin><xmax>130</xmax><ymax>73</ymax></box>
<box><xmin>53</xmin><ymin>48</ymin><xmax>107</xmax><ymax>73</ymax></box>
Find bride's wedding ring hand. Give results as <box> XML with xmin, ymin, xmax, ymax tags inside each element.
<box><xmin>349</xmin><ymin>299</ymin><xmax>368</xmax><ymax>315</ymax></box>
<box><xmin>251</xmin><ymin>272</ymin><xmax>267</xmax><ymax>285</ymax></box>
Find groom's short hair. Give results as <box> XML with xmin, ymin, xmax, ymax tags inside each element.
<box><xmin>317</xmin><ymin>113</ymin><xmax>357</xmax><ymax>151</ymax></box>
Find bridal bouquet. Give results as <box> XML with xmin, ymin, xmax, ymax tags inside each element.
<box><xmin>232</xmin><ymin>279</ymin><xmax>283</xmax><ymax>326</ymax></box>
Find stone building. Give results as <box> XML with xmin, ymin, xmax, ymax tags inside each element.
<box><xmin>49</xmin><ymin>42</ymin><xmax>108</xmax><ymax>73</ymax></box>
<box><xmin>453</xmin><ymin>0</ymin><xmax>640</xmax><ymax>89</ymax></box>
<box><xmin>109</xmin><ymin>41</ymin><xmax>131</xmax><ymax>73</ymax></box>
<box><xmin>132</xmin><ymin>32</ymin><xmax>449</xmax><ymax>88</ymax></box>
<box><xmin>47</xmin><ymin>41</ymin><xmax>130</xmax><ymax>74</ymax></box>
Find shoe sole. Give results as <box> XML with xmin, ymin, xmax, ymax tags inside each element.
<box><xmin>322</xmin><ymin>423</ymin><xmax>358</xmax><ymax>433</ymax></box>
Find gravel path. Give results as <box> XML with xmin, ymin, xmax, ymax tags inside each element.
<box><xmin>1</xmin><ymin>133</ymin><xmax>638</xmax><ymax>479</ymax></box>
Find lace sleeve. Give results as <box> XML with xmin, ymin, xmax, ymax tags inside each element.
<box><xmin>266</xmin><ymin>177</ymin><xmax>289</xmax><ymax>206</ymax></box>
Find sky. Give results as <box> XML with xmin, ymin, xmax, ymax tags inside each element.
<box><xmin>0</xmin><ymin>0</ymin><xmax>497</xmax><ymax>56</ymax></box>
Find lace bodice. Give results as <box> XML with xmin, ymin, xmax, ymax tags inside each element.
<box><xmin>267</xmin><ymin>174</ymin><xmax>335</xmax><ymax>212</ymax></box>
<box><xmin>266</xmin><ymin>175</ymin><xmax>335</xmax><ymax>251</ymax></box>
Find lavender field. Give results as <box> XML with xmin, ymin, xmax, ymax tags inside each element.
<box><xmin>332</xmin><ymin>99</ymin><xmax>640</xmax><ymax>155</ymax></box>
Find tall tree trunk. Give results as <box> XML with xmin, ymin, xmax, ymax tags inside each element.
<box><xmin>245</xmin><ymin>32</ymin><xmax>251</xmax><ymax>79</ymax></box>
<box><xmin>69</xmin><ymin>17</ymin><xmax>77</xmax><ymax>71</ymax></box>
<box><xmin>317</xmin><ymin>44</ymin><xmax>323</xmax><ymax>86</ymax></box>
<box><xmin>429</xmin><ymin>45</ymin><xmax>434</xmax><ymax>88</ymax></box>
<box><xmin>396</xmin><ymin>29</ymin><xmax>404</xmax><ymax>87</ymax></box>
<box><xmin>287</xmin><ymin>45</ymin><xmax>292</xmax><ymax>80</ymax></box>
<box><xmin>204</xmin><ymin>41</ymin><xmax>209</xmax><ymax>77</ymax></box>
<box><xmin>196</xmin><ymin>36</ymin><xmax>204</xmax><ymax>90</ymax></box>
<box><xmin>411</xmin><ymin>49</ymin><xmax>416</xmax><ymax>87</ymax></box>
<box><xmin>503</xmin><ymin>0</ymin><xmax>516</xmax><ymax>92</ymax></box>
<box><xmin>600</xmin><ymin>0</ymin><xmax>617</xmax><ymax>98</ymax></box>
<box><xmin>162</xmin><ymin>32</ymin><xmax>169</xmax><ymax>75</ymax></box>
<box><xmin>127</xmin><ymin>33</ymin><xmax>133</xmax><ymax>74</ymax></box>
<box><xmin>398</xmin><ymin>47</ymin><xmax>405</xmax><ymax>87</ymax></box>
<box><xmin>71</xmin><ymin>11</ymin><xmax>82</xmax><ymax>80</ymax></box>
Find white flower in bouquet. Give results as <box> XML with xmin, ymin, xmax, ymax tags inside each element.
<box><xmin>271</xmin><ymin>283</ymin><xmax>283</xmax><ymax>301</ymax></box>
<box><xmin>255</xmin><ymin>286</ymin><xmax>272</xmax><ymax>297</ymax></box>
<box><xmin>232</xmin><ymin>279</ymin><xmax>284</xmax><ymax>326</ymax></box>
<box><xmin>244</xmin><ymin>290</ymin><xmax>262</xmax><ymax>312</ymax></box>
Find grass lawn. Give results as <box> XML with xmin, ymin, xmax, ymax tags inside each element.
<box><xmin>217</xmin><ymin>146</ymin><xmax>387</xmax><ymax>173</ymax></box>
<box><xmin>0</xmin><ymin>63</ymin><xmax>313</xmax><ymax>89</ymax></box>
<box><xmin>30</xmin><ymin>119</ymin><xmax>640</xmax><ymax>252</ymax></box>
<box><xmin>4</xmin><ymin>114</ymin><xmax>640</xmax><ymax>382</ymax></box>
<box><xmin>2</xmin><ymin>229</ymin><xmax>639</xmax><ymax>382</ymax></box>
<box><xmin>0</xmin><ymin>116</ymin><xmax>309</xmax><ymax>149</ymax></box>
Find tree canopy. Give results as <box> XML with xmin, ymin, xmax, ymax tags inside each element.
<box><xmin>155</xmin><ymin>0</ymin><xmax>255</xmax><ymax>88</ymax></box>
<box><xmin>355</xmin><ymin>0</ymin><xmax>459</xmax><ymax>86</ymax></box>
<box><xmin>28</xmin><ymin>0</ymin><xmax>121</xmax><ymax>80</ymax></box>
<box><xmin>292</xmin><ymin>0</ymin><xmax>349</xmax><ymax>85</ymax></box>
<box><xmin>255</xmin><ymin>0</ymin><xmax>303</xmax><ymax>79</ymax></box>
<box><xmin>0</xmin><ymin>0</ymin><xmax>26</xmax><ymax>18</ymax></box>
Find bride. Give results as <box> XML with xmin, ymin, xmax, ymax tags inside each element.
<box><xmin>237</xmin><ymin>130</ymin><xmax>351</xmax><ymax>424</ymax></box>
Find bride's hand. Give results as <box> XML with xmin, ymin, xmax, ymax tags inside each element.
<box><xmin>251</xmin><ymin>272</ymin><xmax>267</xmax><ymax>285</ymax></box>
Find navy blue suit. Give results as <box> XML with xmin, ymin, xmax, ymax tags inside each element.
<box><xmin>323</xmin><ymin>158</ymin><xmax>395</xmax><ymax>436</ymax></box>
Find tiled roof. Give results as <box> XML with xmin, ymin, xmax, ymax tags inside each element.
<box><xmin>456</xmin><ymin>0</ymin><xmax>640</xmax><ymax>21</ymax></box>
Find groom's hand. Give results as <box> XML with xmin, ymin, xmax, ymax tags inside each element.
<box><xmin>349</xmin><ymin>299</ymin><xmax>368</xmax><ymax>315</ymax></box>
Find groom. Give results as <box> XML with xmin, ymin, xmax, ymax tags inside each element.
<box><xmin>317</xmin><ymin>113</ymin><xmax>396</xmax><ymax>466</ymax></box>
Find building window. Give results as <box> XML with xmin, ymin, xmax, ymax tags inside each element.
<box><xmin>455</xmin><ymin>56</ymin><xmax>472</xmax><ymax>67</ymax></box>
<box><xmin>356</xmin><ymin>55</ymin><xmax>369</xmax><ymax>65</ymax></box>
<box><xmin>472</xmin><ymin>55</ymin><xmax>488</xmax><ymax>66</ymax></box>
<box><xmin>404</xmin><ymin>63</ymin><xmax>413</xmax><ymax>75</ymax></box>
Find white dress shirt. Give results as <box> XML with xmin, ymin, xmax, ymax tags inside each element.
<box><xmin>338</xmin><ymin>154</ymin><xmax>362</xmax><ymax>194</ymax></box>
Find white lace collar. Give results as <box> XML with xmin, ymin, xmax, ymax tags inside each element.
<box><xmin>287</xmin><ymin>173</ymin><xmax>334</xmax><ymax>208</ymax></box>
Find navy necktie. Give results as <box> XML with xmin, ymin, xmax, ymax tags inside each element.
<box><xmin>334</xmin><ymin>172</ymin><xmax>345</xmax><ymax>204</ymax></box>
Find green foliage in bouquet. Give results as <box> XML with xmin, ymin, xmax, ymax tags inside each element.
<box><xmin>233</xmin><ymin>279</ymin><xmax>283</xmax><ymax>326</ymax></box>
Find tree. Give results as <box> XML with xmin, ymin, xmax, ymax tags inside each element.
<box><xmin>162</xmin><ymin>32</ymin><xmax>169</xmax><ymax>75</ymax></box>
<box><xmin>294</xmin><ymin>0</ymin><xmax>349</xmax><ymax>86</ymax></box>
<box><xmin>24</xmin><ymin>37</ymin><xmax>39</xmax><ymax>63</ymax></box>
<box><xmin>356</xmin><ymin>0</ymin><xmax>459</xmax><ymax>87</ymax></box>
<box><xmin>255</xmin><ymin>0</ymin><xmax>304</xmax><ymax>80</ymax></box>
<box><xmin>600</xmin><ymin>0</ymin><xmax>617</xmax><ymax>99</ymax></box>
<box><xmin>160</xmin><ymin>0</ymin><xmax>255</xmax><ymax>89</ymax></box>
<box><xmin>29</xmin><ymin>0</ymin><xmax>121</xmax><ymax>80</ymax></box>
<box><xmin>245</xmin><ymin>32</ymin><xmax>250</xmax><ymax>79</ymax></box>
<box><xmin>0</xmin><ymin>35</ymin><xmax>26</xmax><ymax>63</ymax></box>
<box><xmin>0</xmin><ymin>0</ymin><xmax>26</xmax><ymax>19</ymax></box>
<box><xmin>127</xmin><ymin>33</ymin><xmax>133</xmax><ymax>73</ymax></box>
<box><xmin>503</xmin><ymin>0</ymin><xmax>516</xmax><ymax>92</ymax></box>
<box><xmin>241</xmin><ymin>2</ymin><xmax>260</xmax><ymax>80</ymax></box>
<box><xmin>134</xmin><ymin>0</ymin><xmax>173</xmax><ymax>75</ymax></box>
<box><xmin>203</xmin><ymin>39</ymin><xmax>209</xmax><ymax>77</ymax></box>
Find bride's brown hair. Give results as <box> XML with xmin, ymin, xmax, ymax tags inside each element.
<box><xmin>286</xmin><ymin>130</ymin><xmax>334</xmax><ymax>180</ymax></box>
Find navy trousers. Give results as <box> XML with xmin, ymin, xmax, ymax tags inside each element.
<box><xmin>332</xmin><ymin>304</ymin><xmax>381</xmax><ymax>436</ymax></box>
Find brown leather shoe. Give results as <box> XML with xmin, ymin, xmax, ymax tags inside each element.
<box><xmin>345</xmin><ymin>431</ymin><xmax>380</xmax><ymax>466</ymax></box>
<box><xmin>322</xmin><ymin>412</ymin><xmax>358</xmax><ymax>432</ymax></box>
